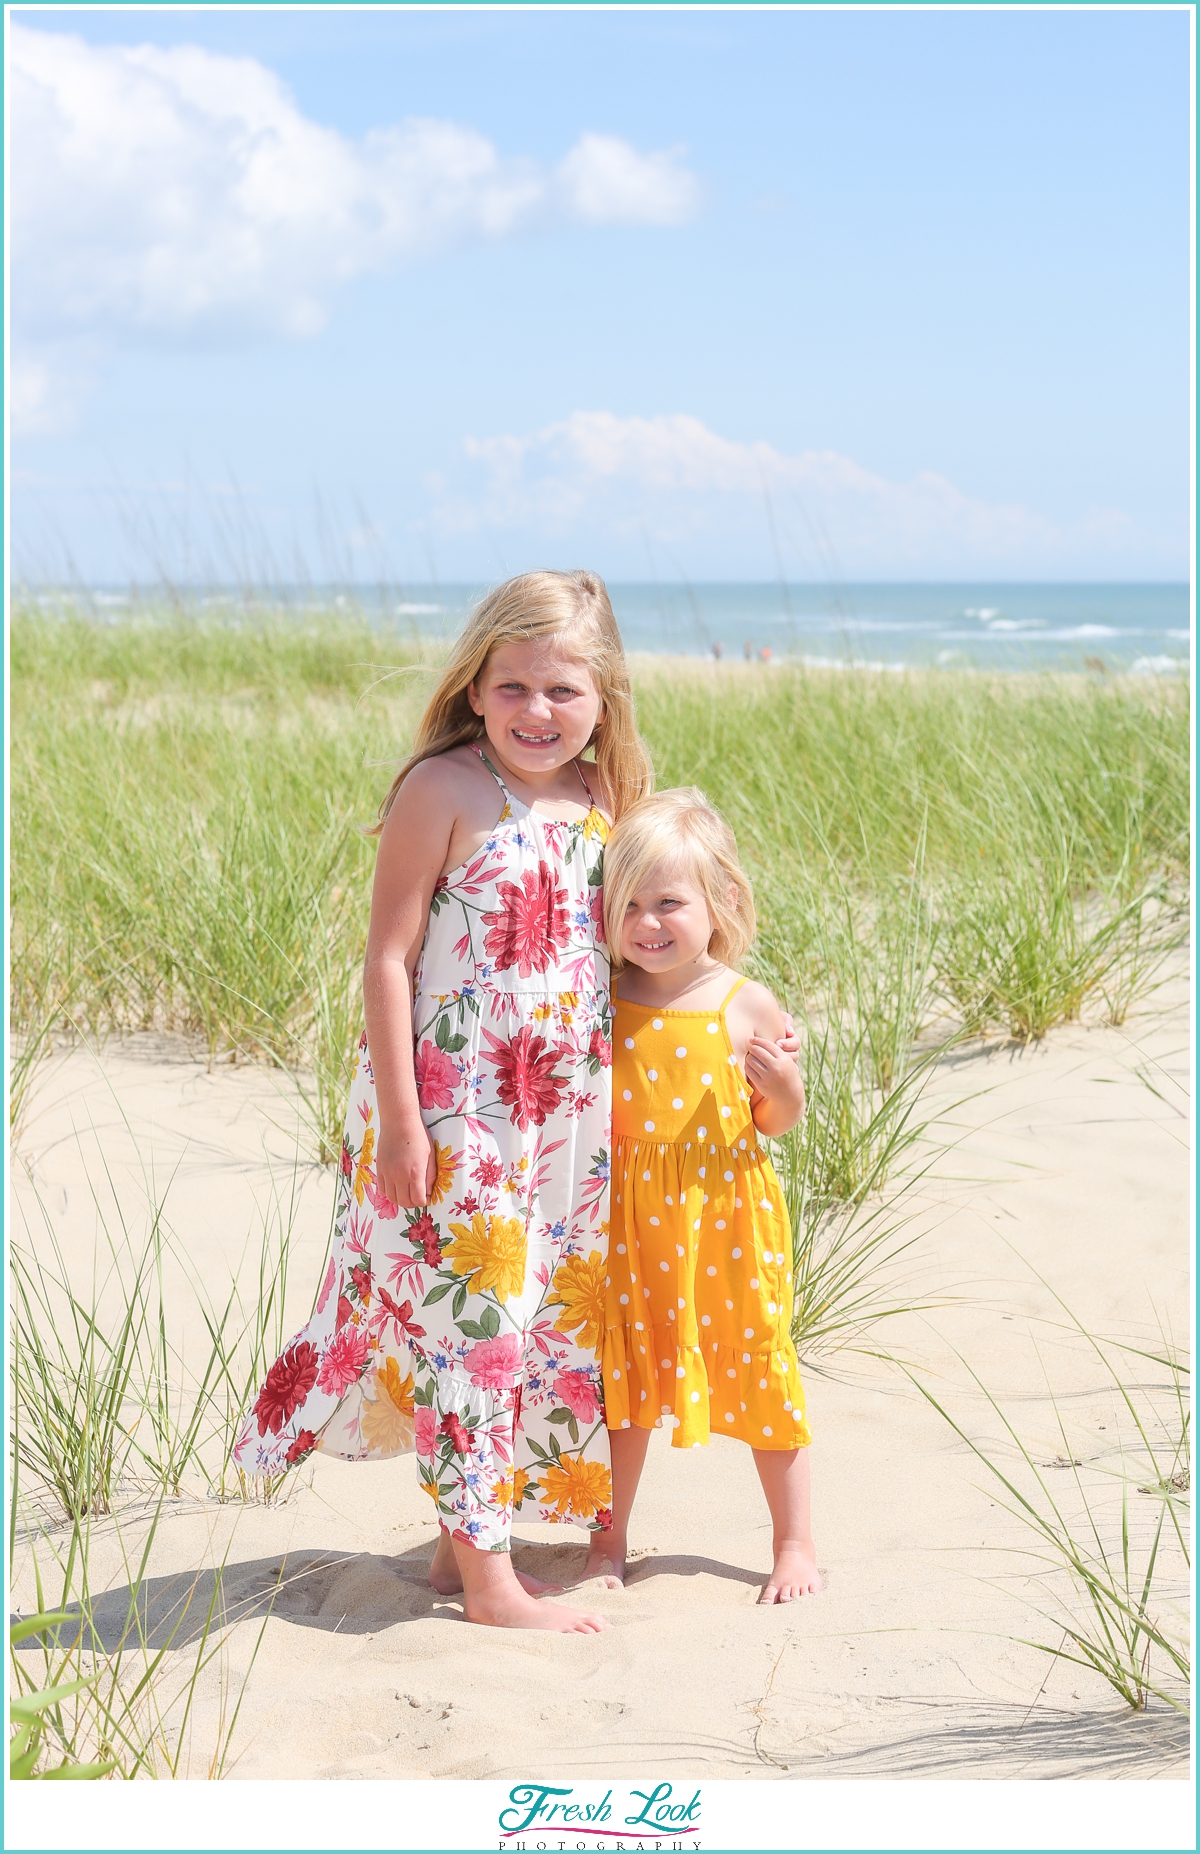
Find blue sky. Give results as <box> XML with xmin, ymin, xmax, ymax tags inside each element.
<box><xmin>10</xmin><ymin>6</ymin><xmax>1192</xmax><ymax>585</ymax></box>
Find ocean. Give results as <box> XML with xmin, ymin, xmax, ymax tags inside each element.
<box><xmin>71</xmin><ymin>580</ymin><xmax>1192</xmax><ymax>673</ymax></box>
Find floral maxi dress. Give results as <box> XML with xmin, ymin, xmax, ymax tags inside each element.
<box><xmin>232</xmin><ymin>747</ymin><xmax>614</xmax><ymax>1549</ymax></box>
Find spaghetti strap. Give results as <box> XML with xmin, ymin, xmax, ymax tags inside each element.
<box><xmin>470</xmin><ymin>741</ymin><xmax>515</xmax><ymax>802</ymax></box>
<box><xmin>719</xmin><ymin>974</ymin><xmax>749</xmax><ymax>1014</ymax></box>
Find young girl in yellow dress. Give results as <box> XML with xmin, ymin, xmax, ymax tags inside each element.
<box><xmin>599</xmin><ymin>788</ymin><xmax>821</xmax><ymax>1604</ymax></box>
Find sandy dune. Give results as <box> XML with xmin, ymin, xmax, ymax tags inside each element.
<box><xmin>9</xmin><ymin>974</ymin><xmax>1190</xmax><ymax>1783</ymax></box>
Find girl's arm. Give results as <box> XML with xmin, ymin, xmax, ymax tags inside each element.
<box><xmin>727</xmin><ymin>981</ymin><xmax>807</xmax><ymax>1138</ymax></box>
<box><xmin>363</xmin><ymin>758</ymin><xmax>463</xmax><ymax>1209</ymax></box>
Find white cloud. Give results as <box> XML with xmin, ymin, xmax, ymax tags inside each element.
<box><xmin>452</xmin><ymin>411</ymin><xmax>1138</xmax><ymax>577</ymax></box>
<box><xmin>10</xmin><ymin>25</ymin><xmax>702</xmax><ymax>345</ymax></box>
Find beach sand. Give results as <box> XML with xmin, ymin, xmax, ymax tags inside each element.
<box><xmin>9</xmin><ymin>975</ymin><xmax>1190</xmax><ymax>1782</ymax></box>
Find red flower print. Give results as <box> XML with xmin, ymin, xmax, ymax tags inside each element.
<box><xmin>339</xmin><ymin>1140</ymin><xmax>353</xmax><ymax>1179</ymax></box>
<box><xmin>414</xmin><ymin>1405</ymin><xmax>438</xmax><ymax>1456</ymax></box>
<box><xmin>284</xmin><ymin>1429</ymin><xmax>317</xmax><ymax>1465</ymax></box>
<box><xmin>413</xmin><ymin>1040</ymin><xmax>460</xmax><ymax>1111</ymax></box>
<box><xmin>350</xmin><ymin>1262</ymin><xmax>372</xmax><ymax>1302</ymax></box>
<box><xmin>594</xmin><ymin>1507</ymin><xmax>613</xmax><ymax>1532</ymax></box>
<box><xmin>553</xmin><ymin>1367</ymin><xmax>600</xmax><ymax>1422</ymax></box>
<box><xmin>253</xmin><ymin>1341</ymin><xmax>319</xmax><ymax>1437</ymax></box>
<box><xmin>464</xmin><ymin>1332</ymin><xmax>523</xmax><ymax>1390</ymax></box>
<box><xmin>588</xmin><ymin>1026</ymin><xmax>612</xmax><ymax>1070</ymax></box>
<box><xmin>408</xmin><ymin>1210</ymin><xmax>442</xmax><ymax>1268</ymax></box>
<box><xmin>316</xmin><ymin>1325</ymin><xmax>369</xmax><ymax>1397</ymax></box>
<box><xmin>377</xmin><ymin>1286</ymin><xmax>427</xmax><ymax>1342</ymax></box>
<box><xmin>336</xmin><ymin>1293</ymin><xmax>352</xmax><ymax>1332</ymax></box>
<box><xmin>481</xmin><ymin>1025</ymin><xmax>571</xmax><ymax>1131</ymax></box>
<box><xmin>481</xmin><ymin>862</ymin><xmax>571</xmax><ymax>977</ymax></box>
<box><xmin>450</xmin><ymin>1193</ymin><xmax>481</xmax><ymax>1217</ymax></box>
<box><xmin>440</xmin><ymin>1411</ymin><xmax>472</xmax><ymax>1456</ymax></box>
<box><xmin>590</xmin><ymin>887</ymin><xmax>605</xmax><ymax>942</ymax></box>
<box><xmin>472</xmin><ymin>1153</ymin><xmax>505</xmax><ymax>1189</ymax></box>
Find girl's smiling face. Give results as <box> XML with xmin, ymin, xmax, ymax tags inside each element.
<box><xmin>619</xmin><ymin>861</ymin><xmax>717</xmax><ymax>974</ymax></box>
<box><xmin>468</xmin><ymin>638</ymin><xmax>601</xmax><ymax>780</ymax></box>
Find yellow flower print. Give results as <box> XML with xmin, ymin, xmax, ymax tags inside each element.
<box><xmin>445</xmin><ymin>1212</ymin><xmax>527</xmax><ymax>1302</ymax></box>
<box><xmin>430</xmin><ymin>1141</ymin><xmax>457</xmax><ymax>1205</ymax></box>
<box><xmin>548</xmin><ymin>1252</ymin><xmax>606</xmax><ymax>1355</ymax></box>
<box><xmin>491</xmin><ymin>1465</ymin><xmax>530</xmax><ymax>1511</ymax></box>
<box><xmin>582</xmin><ymin>810</ymin><xmax>608</xmax><ymax>843</ymax></box>
<box><xmin>503</xmin><ymin>1154</ymin><xmax>529</xmax><ymax>1196</ymax></box>
<box><xmin>541</xmin><ymin>1453</ymin><xmax>612</xmax><ymax>1520</ymax></box>
<box><xmin>419</xmin><ymin>1476</ymin><xmax>440</xmax><ymax>1504</ymax></box>
<box><xmin>533</xmin><ymin>1003</ymin><xmax>553</xmax><ymax>1022</ymax></box>
<box><xmin>361</xmin><ymin>1359</ymin><xmax>415</xmax><ymax>1454</ymax></box>
<box><xmin>353</xmin><ymin>1121</ymin><xmax>376</xmax><ymax>1206</ymax></box>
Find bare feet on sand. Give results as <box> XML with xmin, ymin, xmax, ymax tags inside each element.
<box><xmin>582</xmin><ymin>1535</ymin><xmax>626</xmax><ymax>1588</ymax></box>
<box><xmin>758</xmin><ymin>1539</ymin><xmax>822</xmax><ymax>1604</ymax></box>
<box><xmin>427</xmin><ymin>1530</ymin><xmax>561</xmax><ymax>1598</ymax></box>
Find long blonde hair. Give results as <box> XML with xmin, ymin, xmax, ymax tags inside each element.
<box><xmin>602</xmin><ymin>787</ymin><xmax>757</xmax><ymax>970</ymax></box>
<box><xmin>374</xmin><ymin>570</ymin><xmax>653</xmax><ymax>829</ymax></box>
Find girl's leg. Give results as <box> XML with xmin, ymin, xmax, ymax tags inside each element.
<box><xmin>428</xmin><ymin>1524</ymin><xmax>563</xmax><ymax>1597</ymax></box>
<box><xmin>751</xmin><ymin>1447</ymin><xmax>822</xmax><ymax>1603</ymax></box>
<box><xmin>585</xmin><ymin>1424</ymin><xmax>653</xmax><ymax>1584</ymax></box>
<box><xmin>449</xmin><ymin>1534</ymin><xmax>609</xmax><ymax>1632</ymax></box>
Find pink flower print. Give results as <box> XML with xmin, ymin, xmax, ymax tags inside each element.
<box><xmin>316</xmin><ymin>1326</ymin><xmax>369</xmax><ymax>1397</ymax></box>
<box><xmin>315</xmin><ymin>1256</ymin><xmax>337</xmax><ymax>1315</ymax></box>
<box><xmin>481</xmin><ymin>862</ymin><xmax>572</xmax><ymax>977</ymax></box>
<box><xmin>413</xmin><ymin>1040</ymin><xmax>460</xmax><ymax>1111</ymax></box>
<box><xmin>414</xmin><ymin>1405</ymin><xmax>438</xmax><ymax>1457</ymax></box>
<box><xmin>440</xmin><ymin>1411</ymin><xmax>472</xmax><ymax>1456</ymax></box>
<box><xmin>590</xmin><ymin>886</ymin><xmax>605</xmax><ymax>942</ymax></box>
<box><xmin>464</xmin><ymin>1332</ymin><xmax>523</xmax><ymax>1391</ymax></box>
<box><xmin>588</xmin><ymin>1025</ymin><xmax>611</xmax><ymax>1070</ymax></box>
<box><xmin>553</xmin><ymin>1367</ymin><xmax>600</xmax><ymax>1422</ymax></box>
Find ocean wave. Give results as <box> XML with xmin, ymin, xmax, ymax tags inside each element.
<box><xmin>395</xmin><ymin>602</ymin><xmax>442</xmax><ymax>615</ymax></box>
<box><xmin>963</xmin><ymin>607</ymin><xmax>1001</xmax><ymax>620</ymax></box>
<box><xmin>1168</xmin><ymin>629</ymin><xmax>1192</xmax><ymax>640</ymax></box>
<box><xmin>980</xmin><ymin>619</ymin><xmax>1042</xmax><ymax>633</ymax></box>
<box><xmin>1130</xmin><ymin>655</ymin><xmax>1187</xmax><ymax>675</ymax></box>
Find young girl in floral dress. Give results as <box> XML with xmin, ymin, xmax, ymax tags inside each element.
<box><xmin>598</xmin><ymin>788</ymin><xmax>821</xmax><ymax>1605</ymax></box>
<box><xmin>233</xmin><ymin>571</ymin><xmax>652</xmax><ymax>1633</ymax></box>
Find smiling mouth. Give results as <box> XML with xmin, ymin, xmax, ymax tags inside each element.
<box><xmin>512</xmin><ymin>728</ymin><xmax>560</xmax><ymax>744</ymax></box>
<box><xmin>635</xmin><ymin>938</ymin><xmax>672</xmax><ymax>951</ymax></box>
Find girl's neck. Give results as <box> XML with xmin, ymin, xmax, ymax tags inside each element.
<box><xmin>616</xmin><ymin>956</ymin><xmax>732</xmax><ymax>1010</ymax></box>
<box><xmin>478</xmin><ymin>735</ymin><xmax>589</xmax><ymax>805</ymax></box>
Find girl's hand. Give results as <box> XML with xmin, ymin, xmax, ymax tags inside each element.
<box><xmin>374</xmin><ymin>1120</ymin><xmax>438</xmax><ymax>1210</ymax></box>
<box><xmin>746</xmin><ymin>1033</ymin><xmax>807</xmax><ymax>1136</ymax></box>
<box><xmin>777</xmin><ymin>1011</ymin><xmax>801</xmax><ymax>1062</ymax></box>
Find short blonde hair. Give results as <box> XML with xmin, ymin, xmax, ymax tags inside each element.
<box><xmin>602</xmin><ymin>787</ymin><xmax>756</xmax><ymax>970</ymax></box>
<box><xmin>375</xmin><ymin>570</ymin><xmax>654</xmax><ymax>830</ymax></box>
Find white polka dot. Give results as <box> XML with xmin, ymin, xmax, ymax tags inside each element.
<box><xmin>715</xmin><ymin>1218</ymin><xmax>726</xmax><ymax>1230</ymax></box>
<box><xmin>644</xmin><ymin>1287</ymin><xmax>651</xmax><ymax>1297</ymax></box>
<box><xmin>740</xmin><ymin>1399</ymin><xmax>747</xmax><ymax>1410</ymax></box>
<box><xmin>661</xmin><ymin>1402</ymin><xmax>671</xmax><ymax>1413</ymax></box>
<box><xmin>697</xmin><ymin>1125</ymin><xmax>707</xmax><ymax>1138</ymax></box>
<box><xmin>659</xmin><ymin>1259</ymin><xmax>669</xmax><ymax>1271</ymax></box>
<box><xmin>724</xmin><ymin>1170</ymin><xmax>734</xmax><ymax>1182</ymax></box>
<box><xmin>652</xmin><ymin>1018</ymin><xmax>663</xmax><ymax>1030</ymax></box>
<box><xmin>725</xmin><ymin>1411</ymin><xmax>734</xmax><ymax>1422</ymax></box>
<box><xmin>676</xmin><ymin>1046</ymin><xmax>688</xmax><ymax>1058</ymax></box>
<box><xmin>698</xmin><ymin>1166</ymin><xmax>706</xmax><ymax>1178</ymax></box>
<box><xmin>750</xmin><ymin>1277</ymin><xmax>759</xmax><ymax>1290</ymax></box>
<box><xmin>701</xmin><ymin>1314</ymin><xmax>711</xmax><ymax>1326</ymax></box>
<box><xmin>744</xmin><ymin>1327</ymin><xmax>755</xmax><ymax>1339</ymax></box>
<box><xmin>649</xmin><ymin>1216</ymin><xmax>660</xmax><ymax>1227</ymax></box>
<box><xmin>734</xmin><ymin>1197</ymin><xmax>743</xmax><ymax>1209</ymax></box>
<box><xmin>762</xmin><ymin>1425</ymin><xmax>773</xmax><ymax>1438</ymax></box>
<box><xmin>605</xmin><ymin>1276</ymin><xmax>610</xmax><ymax>1286</ymax></box>
<box><xmin>631</xmin><ymin>1273</ymin><xmax>637</xmax><ymax>1282</ymax></box>
<box><xmin>644</xmin><ymin>1120</ymin><xmax>655</xmax><ymax>1133</ymax></box>
<box><xmin>729</xmin><ymin>1053</ymin><xmax>737</xmax><ymax>1064</ymax></box>
<box><xmin>707</xmin><ymin>1022</ymin><xmax>719</xmax><ymax>1034</ymax></box>
<box><xmin>760</xmin><ymin>1198</ymin><xmax>773</xmax><ymax>1211</ymax></box>
<box><xmin>706</xmin><ymin>1264</ymin><xmax>717</xmax><ymax>1277</ymax></box>
<box><xmin>676</xmin><ymin>1365</ymin><xmax>686</xmax><ymax>1379</ymax></box>
<box><xmin>739</xmin><ymin>1138</ymin><xmax>747</xmax><ymax>1150</ymax></box>
<box><xmin>622</xmin><ymin>1417</ymin><xmax>630</xmax><ymax>1426</ymax></box>
<box><xmin>767</xmin><ymin>1301</ymin><xmax>777</xmax><ymax>1315</ymax></box>
<box><xmin>647</xmin><ymin>1069</ymin><xmax>658</xmax><ymax>1081</ymax></box>
<box><xmin>703</xmin><ymin>1194</ymin><xmax>710</xmax><ymax>1205</ymax></box>
<box><xmin>640</xmin><ymin>1390</ymin><xmax>647</xmax><ymax>1400</ymax></box>
<box><xmin>643</xmin><ymin>1170</ymin><xmax>651</xmax><ymax>1181</ymax></box>
<box><xmin>732</xmin><ymin>1246</ymin><xmax>742</xmax><ymax>1260</ymax></box>
<box><xmin>619</xmin><ymin>1294</ymin><xmax>629</xmax><ymax>1305</ymax></box>
<box><xmin>784</xmin><ymin>1400</ymin><xmax>792</xmax><ymax>1412</ymax></box>
<box><xmin>616</xmin><ymin>1243</ymin><xmax>626</xmax><ymax>1254</ymax></box>
<box><xmin>721</xmin><ymin>1105</ymin><xmax>732</xmax><ymax>1118</ymax></box>
<box><xmin>622</xmin><ymin>1089</ymin><xmax>632</xmax><ymax>1101</ymax></box>
<box><xmin>786</xmin><ymin>1272</ymin><xmax>793</xmax><ymax>1284</ymax></box>
<box><xmin>635</xmin><ymin>1320</ymin><xmax>644</xmax><ymax>1330</ymax></box>
<box><xmin>662</xmin><ymin>1359</ymin><xmax>671</xmax><ymax>1369</ymax></box>
<box><xmin>776</xmin><ymin>1251</ymin><xmax>786</xmax><ymax>1265</ymax></box>
<box><xmin>672</xmin><ymin>1097</ymin><xmax>684</xmax><ymax>1110</ymax></box>
<box><xmin>665</xmin><ymin>1194</ymin><xmax>674</xmax><ymax>1206</ymax></box>
<box><xmin>759</xmin><ymin>1378</ymin><xmax>768</xmax><ymax>1390</ymax></box>
<box><xmin>725</xmin><ymin>1299</ymin><xmax>734</xmax><ymax>1311</ymax></box>
<box><xmin>678</xmin><ymin>1297</ymin><xmax>686</xmax><ymax>1310</ymax></box>
<box><xmin>727</xmin><ymin>1368</ymin><xmax>736</xmax><ymax>1379</ymax></box>
<box><xmin>676</xmin><ymin>1243</ymin><xmax>686</xmax><ymax>1257</ymax></box>
<box><xmin>701</xmin><ymin>1072</ymin><xmax>713</xmax><ymax>1085</ymax></box>
<box><xmin>690</xmin><ymin>1389</ymin><xmax>701</xmax><ymax>1404</ymax></box>
<box><xmin>693</xmin><ymin>1218</ymin><xmax>701</xmax><ymax>1231</ymax></box>
<box><xmin>624</xmin><ymin>1037</ymin><xmax>635</xmax><ymax>1048</ymax></box>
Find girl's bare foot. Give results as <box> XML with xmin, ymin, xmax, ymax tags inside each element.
<box><xmin>464</xmin><ymin>1583</ymin><xmax>609</xmax><ymax>1633</ymax></box>
<box><xmin>758</xmin><ymin>1539</ymin><xmax>822</xmax><ymax>1603</ymax></box>
<box><xmin>427</xmin><ymin>1528</ymin><xmax>561</xmax><ymax>1598</ymax></box>
<box><xmin>582</xmin><ymin>1533</ymin><xmax>627</xmax><ymax>1587</ymax></box>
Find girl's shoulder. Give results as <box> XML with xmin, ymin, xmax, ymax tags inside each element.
<box><xmin>725</xmin><ymin>977</ymin><xmax>786</xmax><ymax>1036</ymax></box>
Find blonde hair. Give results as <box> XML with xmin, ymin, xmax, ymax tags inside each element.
<box><xmin>374</xmin><ymin>570</ymin><xmax>653</xmax><ymax>829</ymax></box>
<box><xmin>602</xmin><ymin>787</ymin><xmax>756</xmax><ymax>970</ymax></box>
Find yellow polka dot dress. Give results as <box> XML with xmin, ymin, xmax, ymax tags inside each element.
<box><xmin>602</xmin><ymin>980</ymin><xmax>811</xmax><ymax>1451</ymax></box>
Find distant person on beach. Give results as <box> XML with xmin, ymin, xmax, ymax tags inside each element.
<box><xmin>712</xmin><ymin>640</ymin><xmax>724</xmax><ymax>659</ymax></box>
<box><xmin>743</xmin><ymin>639</ymin><xmax>755</xmax><ymax>661</ymax></box>
<box><xmin>596</xmin><ymin>789</ymin><xmax>821</xmax><ymax>1604</ymax></box>
<box><xmin>233</xmin><ymin>571</ymin><xmax>653</xmax><ymax>1634</ymax></box>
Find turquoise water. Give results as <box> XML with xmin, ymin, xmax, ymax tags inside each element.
<box><xmin>69</xmin><ymin>581</ymin><xmax>1191</xmax><ymax>672</ymax></box>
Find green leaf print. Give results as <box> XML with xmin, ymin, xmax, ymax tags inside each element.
<box><xmin>422</xmin><ymin>1279</ymin><xmax>455</xmax><ymax>1306</ymax></box>
<box><xmin>480</xmin><ymin>1305</ymin><xmax>500</xmax><ymax>1338</ymax></box>
<box><xmin>547</xmin><ymin>1409</ymin><xmax>572</xmax><ymax>1425</ymax></box>
<box><xmin>524</xmin><ymin>1438</ymin><xmax>549</xmax><ymax>1461</ymax></box>
<box><xmin>567</xmin><ymin>1415</ymin><xmax>580</xmax><ymax>1445</ymax></box>
<box><xmin>456</xmin><ymin>1319</ymin><xmax>489</xmax><ymax>1341</ymax></box>
<box><xmin>451</xmin><ymin>1282</ymin><xmax>468</xmax><ymax>1320</ymax></box>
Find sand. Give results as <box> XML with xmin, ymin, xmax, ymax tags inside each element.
<box><xmin>8</xmin><ymin>974</ymin><xmax>1191</xmax><ymax>1787</ymax></box>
